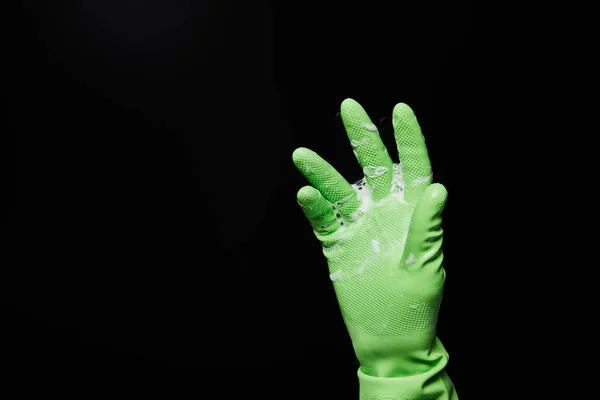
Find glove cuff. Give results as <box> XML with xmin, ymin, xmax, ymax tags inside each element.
<box><xmin>357</xmin><ymin>337</ymin><xmax>458</xmax><ymax>400</ymax></box>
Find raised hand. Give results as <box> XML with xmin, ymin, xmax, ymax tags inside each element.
<box><xmin>293</xmin><ymin>98</ymin><xmax>449</xmax><ymax>379</ymax></box>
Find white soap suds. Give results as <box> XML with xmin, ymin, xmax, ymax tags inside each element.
<box><xmin>361</xmin><ymin>122</ymin><xmax>378</xmax><ymax>132</ymax></box>
<box><xmin>412</xmin><ymin>176</ymin><xmax>432</xmax><ymax>187</ymax></box>
<box><xmin>354</xmin><ymin>264</ymin><xmax>366</xmax><ymax>275</ymax></box>
<box><xmin>363</xmin><ymin>166</ymin><xmax>389</xmax><ymax>178</ymax></box>
<box><xmin>387</xmin><ymin>163</ymin><xmax>409</xmax><ymax>204</ymax></box>
<box><xmin>371</xmin><ymin>239</ymin><xmax>380</xmax><ymax>253</ymax></box>
<box><xmin>351</xmin><ymin>138</ymin><xmax>370</xmax><ymax>147</ymax></box>
<box><xmin>391</xmin><ymin>163</ymin><xmax>405</xmax><ymax>190</ymax></box>
<box><xmin>405</xmin><ymin>253</ymin><xmax>416</xmax><ymax>265</ymax></box>
<box><xmin>321</xmin><ymin>163</ymin><xmax>413</xmax><ymax>234</ymax></box>
<box><xmin>349</xmin><ymin>209</ymin><xmax>364</xmax><ymax>222</ymax></box>
<box><xmin>350</xmin><ymin>179</ymin><xmax>373</xmax><ymax>221</ymax></box>
<box><xmin>329</xmin><ymin>270</ymin><xmax>343</xmax><ymax>281</ymax></box>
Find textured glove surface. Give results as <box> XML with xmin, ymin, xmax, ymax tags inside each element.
<box><xmin>293</xmin><ymin>98</ymin><xmax>448</xmax><ymax>376</ymax></box>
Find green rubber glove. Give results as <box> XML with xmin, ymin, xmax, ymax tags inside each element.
<box><xmin>293</xmin><ymin>98</ymin><xmax>458</xmax><ymax>400</ymax></box>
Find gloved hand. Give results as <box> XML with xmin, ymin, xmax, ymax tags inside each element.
<box><xmin>293</xmin><ymin>98</ymin><xmax>457</xmax><ymax>399</ymax></box>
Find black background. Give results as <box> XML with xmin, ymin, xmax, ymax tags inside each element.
<box><xmin>9</xmin><ymin>0</ymin><xmax>481</xmax><ymax>398</ymax></box>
